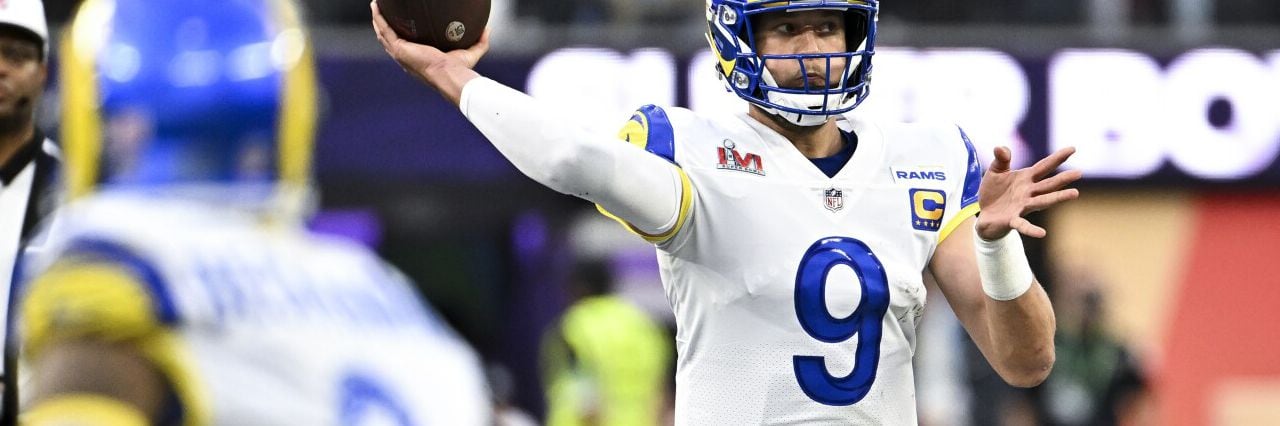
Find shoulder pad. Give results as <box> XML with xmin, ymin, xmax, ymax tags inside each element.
<box><xmin>617</xmin><ymin>105</ymin><xmax>677</xmax><ymax>165</ymax></box>
<box><xmin>957</xmin><ymin>127</ymin><xmax>982</xmax><ymax>208</ymax></box>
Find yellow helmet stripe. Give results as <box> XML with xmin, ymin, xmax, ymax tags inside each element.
<box><xmin>60</xmin><ymin>0</ymin><xmax>115</xmax><ymax>199</ymax></box>
<box><xmin>272</xmin><ymin>0</ymin><xmax>317</xmax><ymax>191</ymax></box>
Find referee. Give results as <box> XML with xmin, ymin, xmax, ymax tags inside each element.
<box><xmin>0</xmin><ymin>1</ymin><xmax>60</xmax><ymax>424</ymax></box>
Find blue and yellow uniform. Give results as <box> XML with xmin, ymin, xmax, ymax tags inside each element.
<box><xmin>22</xmin><ymin>194</ymin><xmax>492</xmax><ymax>425</ymax></box>
<box><xmin>18</xmin><ymin>1</ymin><xmax>492</xmax><ymax>424</ymax></box>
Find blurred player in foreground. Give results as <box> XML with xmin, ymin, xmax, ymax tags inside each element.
<box><xmin>374</xmin><ymin>0</ymin><xmax>1080</xmax><ymax>422</ymax></box>
<box><xmin>17</xmin><ymin>1</ymin><xmax>491</xmax><ymax>424</ymax></box>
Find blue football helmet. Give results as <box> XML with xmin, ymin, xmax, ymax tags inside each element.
<box><xmin>60</xmin><ymin>0</ymin><xmax>317</xmax><ymax>206</ymax></box>
<box><xmin>705</xmin><ymin>0</ymin><xmax>877</xmax><ymax>126</ymax></box>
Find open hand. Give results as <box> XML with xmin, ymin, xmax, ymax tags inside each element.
<box><xmin>975</xmin><ymin>146</ymin><xmax>1082</xmax><ymax>240</ymax></box>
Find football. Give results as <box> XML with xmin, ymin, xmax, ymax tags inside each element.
<box><xmin>376</xmin><ymin>0</ymin><xmax>490</xmax><ymax>51</ymax></box>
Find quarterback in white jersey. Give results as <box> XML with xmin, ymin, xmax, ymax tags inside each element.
<box><xmin>374</xmin><ymin>0</ymin><xmax>1080</xmax><ymax>423</ymax></box>
<box><xmin>612</xmin><ymin>108</ymin><xmax>984</xmax><ymax>423</ymax></box>
<box><xmin>17</xmin><ymin>1</ymin><xmax>491</xmax><ymax>425</ymax></box>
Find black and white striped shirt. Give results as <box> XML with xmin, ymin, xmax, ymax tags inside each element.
<box><xmin>0</xmin><ymin>129</ymin><xmax>60</xmax><ymax>424</ymax></box>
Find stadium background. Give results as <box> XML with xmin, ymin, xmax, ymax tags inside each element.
<box><xmin>36</xmin><ymin>0</ymin><xmax>1280</xmax><ymax>424</ymax></box>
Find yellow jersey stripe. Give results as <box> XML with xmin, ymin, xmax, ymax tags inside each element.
<box><xmin>24</xmin><ymin>394</ymin><xmax>149</xmax><ymax>426</ymax></box>
<box><xmin>938</xmin><ymin>203</ymin><xmax>981</xmax><ymax>244</ymax></box>
<box><xmin>21</xmin><ymin>263</ymin><xmax>212</xmax><ymax>426</ymax></box>
<box><xmin>596</xmin><ymin>167</ymin><xmax>693</xmax><ymax>244</ymax></box>
<box><xmin>141</xmin><ymin>331</ymin><xmax>211</xmax><ymax>426</ymax></box>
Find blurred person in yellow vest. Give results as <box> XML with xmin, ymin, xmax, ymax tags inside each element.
<box><xmin>540</xmin><ymin>259</ymin><xmax>671</xmax><ymax>426</ymax></box>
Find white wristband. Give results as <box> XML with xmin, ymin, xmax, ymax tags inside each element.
<box><xmin>973</xmin><ymin>227</ymin><xmax>1034</xmax><ymax>301</ymax></box>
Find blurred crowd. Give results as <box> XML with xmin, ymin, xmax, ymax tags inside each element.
<box><xmin>34</xmin><ymin>0</ymin><xmax>1280</xmax><ymax>28</ymax></box>
<box><xmin>330</xmin><ymin>0</ymin><xmax>1279</xmax><ymax>27</ymax></box>
<box><xmin>918</xmin><ymin>262</ymin><xmax>1152</xmax><ymax>426</ymax></box>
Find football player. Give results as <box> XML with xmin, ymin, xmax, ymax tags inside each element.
<box><xmin>373</xmin><ymin>0</ymin><xmax>1078</xmax><ymax>423</ymax></box>
<box><xmin>18</xmin><ymin>1</ymin><xmax>491</xmax><ymax>424</ymax></box>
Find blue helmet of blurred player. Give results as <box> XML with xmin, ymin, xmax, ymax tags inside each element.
<box><xmin>705</xmin><ymin>0</ymin><xmax>877</xmax><ymax>126</ymax></box>
<box><xmin>60</xmin><ymin>0</ymin><xmax>318</xmax><ymax>211</ymax></box>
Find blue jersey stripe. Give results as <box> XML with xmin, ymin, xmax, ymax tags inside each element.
<box><xmin>638</xmin><ymin>105</ymin><xmax>677</xmax><ymax>164</ymax></box>
<box><xmin>63</xmin><ymin>238</ymin><xmax>180</xmax><ymax>324</ymax></box>
<box><xmin>957</xmin><ymin>127</ymin><xmax>983</xmax><ymax>208</ymax></box>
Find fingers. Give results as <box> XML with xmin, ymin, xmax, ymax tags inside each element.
<box><xmin>1032</xmin><ymin>169</ymin><xmax>1083</xmax><ymax>195</ymax></box>
<box><xmin>372</xmin><ymin>0</ymin><xmax>451</xmax><ymax>78</ymax></box>
<box><xmin>988</xmin><ymin>146</ymin><xmax>1012</xmax><ymax>173</ymax></box>
<box><xmin>1025</xmin><ymin>188</ymin><xmax>1080</xmax><ymax>213</ymax></box>
<box><xmin>450</xmin><ymin>28</ymin><xmax>488</xmax><ymax>67</ymax></box>
<box><xmin>470</xmin><ymin>28</ymin><xmax>492</xmax><ymax>59</ymax></box>
<box><xmin>371</xmin><ymin>1</ymin><xmax>397</xmax><ymax>50</ymax></box>
<box><xmin>1030</xmin><ymin>146</ymin><xmax>1077</xmax><ymax>179</ymax></box>
<box><xmin>1010</xmin><ymin>217</ymin><xmax>1047</xmax><ymax>238</ymax></box>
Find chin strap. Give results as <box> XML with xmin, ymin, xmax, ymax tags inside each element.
<box><xmin>762</xmin><ymin>107</ymin><xmax>831</xmax><ymax>127</ymax></box>
<box><xmin>749</xmin><ymin>38</ymin><xmax>871</xmax><ymax>127</ymax></box>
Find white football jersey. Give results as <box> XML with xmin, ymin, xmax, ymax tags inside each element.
<box><xmin>619</xmin><ymin>106</ymin><xmax>982</xmax><ymax>425</ymax></box>
<box><xmin>19</xmin><ymin>193</ymin><xmax>492</xmax><ymax>425</ymax></box>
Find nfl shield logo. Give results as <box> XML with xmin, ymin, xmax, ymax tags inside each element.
<box><xmin>824</xmin><ymin>188</ymin><xmax>844</xmax><ymax>212</ymax></box>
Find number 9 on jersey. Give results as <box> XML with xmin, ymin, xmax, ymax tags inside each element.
<box><xmin>793</xmin><ymin>237</ymin><xmax>891</xmax><ymax>406</ymax></box>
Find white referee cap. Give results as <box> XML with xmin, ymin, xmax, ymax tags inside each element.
<box><xmin>0</xmin><ymin>0</ymin><xmax>47</xmax><ymax>52</ymax></box>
